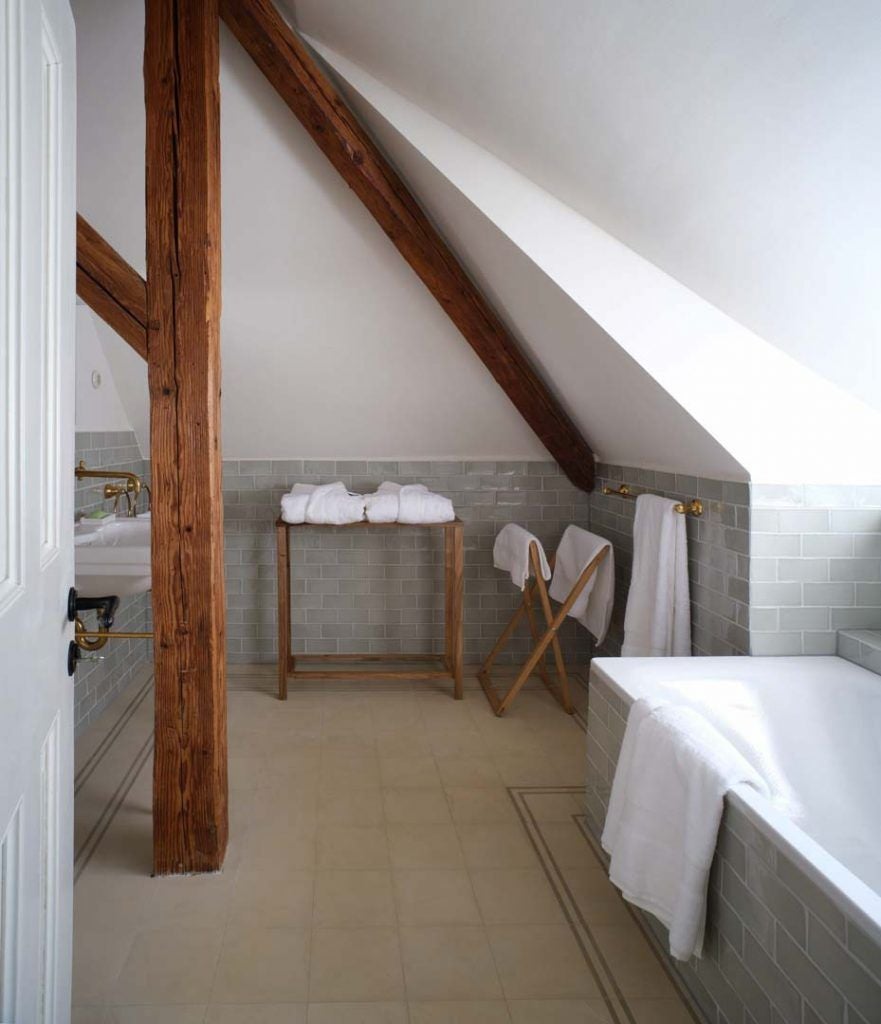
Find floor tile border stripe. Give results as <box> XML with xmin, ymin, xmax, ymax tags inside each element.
<box><xmin>74</xmin><ymin>733</ymin><xmax>154</xmax><ymax>883</ymax></box>
<box><xmin>573</xmin><ymin>812</ymin><xmax>705</xmax><ymax>1022</ymax></box>
<box><xmin>509</xmin><ymin>784</ymin><xmax>635</xmax><ymax>1024</ymax></box>
<box><xmin>74</xmin><ymin>671</ymin><xmax>153</xmax><ymax>794</ymax></box>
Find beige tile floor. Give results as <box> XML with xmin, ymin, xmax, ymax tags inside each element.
<box><xmin>72</xmin><ymin>667</ymin><xmax>696</xmax><ymax>1023</ymax></box>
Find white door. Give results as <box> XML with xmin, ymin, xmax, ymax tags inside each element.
<box><xmin>0</xmin><ymin>0</ymin><xmax>76</xmax><ymax>1020</ymax></box>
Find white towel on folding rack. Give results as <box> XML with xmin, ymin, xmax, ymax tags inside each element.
<box><xmin>280</xmin><ymin>483</ymin><xmax>315</xmax><ymax>524</ymax></box>
<box><xmin>492</xmin><ymin>524</ymin><xmax>550</xmax><ymax>590</ymax></box>
<box><xmin>304</xmin><ymin>481</ymin><xmax>366</xmax><ymax>525</ymax></box>
<box><xmin>622</xmin><ymin>494</ymin><xmax>691</xmax><ymax>656</ymax></box>
<box><xmin>548</xmin><ymin>525</ymin><xmax>614</xmax><ymax>643</ymax></box>
<box><xmin>602</xmin><ymin>699</ymin><xmax>770</xmax><ymax>960</ymax></box>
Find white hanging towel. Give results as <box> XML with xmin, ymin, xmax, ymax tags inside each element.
<box><xmin>492</xmin><ymin>524</ymin><xmax>551</xmax><ymax>590</ymax></box>
<box><xmin>602</xmin><ymin>699</ymin><xmax>770</xmax><ymax>960</ymax></box>
<box><xmin>280</xmin><ymin>483</ymin><xmax>315</xmax><ymax>524</ymax></box>
<box><xmin>548</xmin><ymin>525</ymin><xmax>614</xmax><ymax>644</ymax></box>
<box><xmin>304</xmin><ymin>482</ymin><xmax>366</xmax><ymax>525</ymax></box>
<box><xmin>622</xmin><ymin>494</ymin><xmax>691</xmax><ymax>656</ymax></box>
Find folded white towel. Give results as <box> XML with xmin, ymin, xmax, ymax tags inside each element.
<box><xmin>492</xmin><ymin>524</ymin><xmax>550</xmax><ymax>591</ymax></box>
<box><xmin>622</xmin><ymin>494</ymin><xmax>691</xmax><ymax>657</ymax></box>
<box><xmin>365</xmin><ymin>482</ymin><xmax>425</xmax><ymax>523</ymax></box>
<box><xmin>280</xmin><ymin>483</ymin><xmax>315</xmax><ymax>524</ymax></box>
<box><xmin>364</xmin><ymin>491</ymin><xmax>398</xmax><ymax>523</ymax></box>
<box><xmin>398</xmin><ymin>484</ymin><xmax>454</xmax><ymax>524</ymax></box>
<box><xmin>364</xmin><ymin>481</ymin><xmax>454</xmax><ymax>524</ymax></box>
<box><xmin>602</xmin><ymin>699</ymin><xmax>770</xmax><ymax>961</ymax></box>
<box><xmin>304</xmin><ymin>482</ymin><xmax>366</xmax><ymax>525</ymax></box>
<box><xmin>548</xmin><ymin>525</ymin><xmax>614</xmax><ymax>644</ymax></box>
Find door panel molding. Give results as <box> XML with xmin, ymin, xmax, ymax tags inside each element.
<box><xmin>38</xmin><ymin>715</ymin><xmax>60</xmax><ymax>1023</ymax></box>
<box><xmin>0</xmin><ymin>0</ymin><xmax>26</xmax><ymax>613</ymax></box>
<box><xmin>39</xmin><ymin>13</ymin><xmax>62</xmax><ymax>570</ymax></box>
<box><xmin>0</xmin><ymin>798</ymin><xmax>23</xmax><ymax>1021</ymax></box>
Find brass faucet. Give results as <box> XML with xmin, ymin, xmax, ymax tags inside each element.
<box><xmin>74</xmin><ymin>461</ymin><xmax>144</xmax><ymax>517</ymax></box>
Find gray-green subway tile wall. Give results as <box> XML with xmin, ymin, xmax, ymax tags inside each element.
<box><xmin>589</xmin><ymin>464</ymin><xmax>751</xmax><ymax>656</ymax></box>
<box><xmin>223</xmin><ymin>459</ymin><xmax>592</xmax><ymax>666</ymax></box>
<box><xmin>74</xmin><ymin>431</ymin><xmax>152</xmax><ymax>733</ymax></box>
<box><xmin>750</xmin><ymin>485</ymin><xmax>881</xmax><ymax>655</ymax></box>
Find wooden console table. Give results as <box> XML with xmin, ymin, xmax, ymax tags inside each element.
<box><xmin>276</xmin><ymin>518</ymin><xmax>464</xmax><ymax>700</ymax></box>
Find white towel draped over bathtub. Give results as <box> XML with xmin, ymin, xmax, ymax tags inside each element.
<box><xmin>364</xmin><ymin>482</ymin><xmax>455</xmax><ymax>524</ymax></box>
<box><xmin>602</xmin><ymin>699</ymin><xmax>771</xmax><ymax>961</ymax></box>
<box><xmin>622</xmin><ymin>494</ymin><xmax>691</xmax><ymax>657</ymax></box>
<box><xmin>492</xmin><ymin>524</ymin><xmax>551</xmax><ymax>590</ymax></box>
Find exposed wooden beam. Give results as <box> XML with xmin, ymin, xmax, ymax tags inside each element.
<box><xmin>76</xmin><ymin>214</ymin><xmax>148</xmax><ymax>359</ymax></box>
<box><xmin>220</xmin><ymin>0</ymin><xmax>595</xmax><ymax>491</ymax></box>
<box><xmin>145</xmin><ymin>0</ymin><xmax>228</xmax><ymax>874</ymax></box>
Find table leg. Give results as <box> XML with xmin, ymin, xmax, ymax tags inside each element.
<box><xmin>276</xmin><ymin>521</ymin><xmax>290</xmax><ymax>700</ymax></box>
<box><xmin>445</xmin><ymin>523</ymin><xmax>464</xmax><ymax>699</ymax></box>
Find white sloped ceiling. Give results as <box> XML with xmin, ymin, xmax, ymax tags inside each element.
<box><xmin>292</xmin><ymin>0</ymin><xmax>881</xmax><ymax>416</ymax></box>
<box><xmin>294</xmin><ymin>19</ymin><xmax>881</xmax><ymax>484</ymax></box>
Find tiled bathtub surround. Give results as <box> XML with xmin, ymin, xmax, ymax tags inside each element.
<box><xmin>750</xmin><ymin>485</ymin><xmax>881</xmax><ymax>655</ymax></box>
<box><xmin>585</xmin><ymin>672</ymin><xmax>881</xmax><ymax>1024</ymax></box>
<box><xmin>74</xmin><ymin>431</ymin><xmax>152</xmax><ymax>733</ymax></box>
<box><xmin>223</xmin><ymin>459</ymin><xmax>592</xmax><ymax>666</ymax></box>
<box><xmin>589</xmin><ymin>464</ymin><xmax>751</xmax><ymax>656</ymax></box>
<box><xmin>837</xmin><ymin>628</ymin><xmax>881</xmax><ymax>676</ymax></box>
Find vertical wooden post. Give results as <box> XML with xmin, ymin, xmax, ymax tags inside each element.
<box><xmin>145</xmin><ymin>0</ymin><xmax>228</xmax><ymax>874</ymax></box>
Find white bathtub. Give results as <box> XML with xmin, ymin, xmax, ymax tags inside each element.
<box><xmin>591</xmin><ymin>655</ymin><xmax>881</xmax><ymax>948</ymax></box>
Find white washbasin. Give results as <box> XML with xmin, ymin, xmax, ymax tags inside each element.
<box><xmin>75</xmin><ymin>513</ymin><xmax>151</xmax><ymax>598</ymax></box>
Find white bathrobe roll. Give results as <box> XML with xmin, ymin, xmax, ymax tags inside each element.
<box><xmin>397</xmin><ymin>485</ymin><xmax>454</xmax><ymax>524</ymax></box>
<box><xmin>304</xmin><ymin>482</ymin><xmax>366</xmax><ymax>525</ymax></box>
<box><xmin>280</xmin><ymin>483</ymin><xmax>315</xmax><ymax>524</ymax></box>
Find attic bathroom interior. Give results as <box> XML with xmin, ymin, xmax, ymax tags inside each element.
<box><xmin>2</xmin><ymin>0</ymin><xmax>880</xmax><ymax>1021</ymax></box>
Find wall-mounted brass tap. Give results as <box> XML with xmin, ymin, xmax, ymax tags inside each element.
<box><xmin>74</xmin><ymin>460</ymin><xmax>145</xmax><ymax>517</ymax></box>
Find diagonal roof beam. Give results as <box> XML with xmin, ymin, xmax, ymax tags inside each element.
<box><xmin>219</xmin><ymin>0</ymin><xmax>595</xmax><ymax>490</ymax></box>
<box><xmin>76</xmin><ymin>214</ymin><xmax>148</xmax><ymax>359</ymax></box>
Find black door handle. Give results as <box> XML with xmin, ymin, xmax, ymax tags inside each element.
<box><xmin>67</xmin><ymin>587</ymin><xmax>120</xmax><ymax>630</ymax></box>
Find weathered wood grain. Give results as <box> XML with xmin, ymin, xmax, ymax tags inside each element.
<box><xmin>145</xmin><ymin>0</ymin><xmax>228</xmax><ymax>874</ymax></box>
<box><xmin>76</xmin><ymin>214</ymin><xmax>148</xmax><ymax>359</ymax></box>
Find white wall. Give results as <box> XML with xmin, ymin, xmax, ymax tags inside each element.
<box><xmin>73</xmin><ymin>0</ymin><xmax>546</xmax><ymax>461</ymax></box>
<box><xmin>75</xmin><ymin>303</ymin><xmax>133</xmax><ymax>432</ymax></box>
<box><xmin>294</xmin><ymin>0</ymin><xmax>881</xmax><ymax>413</ymax></box>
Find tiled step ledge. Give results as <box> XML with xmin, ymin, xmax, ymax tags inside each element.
<box><xmin>837</xmin><ymin>629</ymin><xmax>881</xmax><ymax>675</ymax></box>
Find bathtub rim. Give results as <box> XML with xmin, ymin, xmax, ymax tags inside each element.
<box><xmin>590</xmin><ymin>657</ymin><xmax>881</xmax><ymax>949</ymax></box>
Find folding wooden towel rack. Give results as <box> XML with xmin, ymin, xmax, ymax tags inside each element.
<box><xmin>478</xmin><ymin>540</ymin><xmax>608</xmax><ymax>717</ymax></box>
